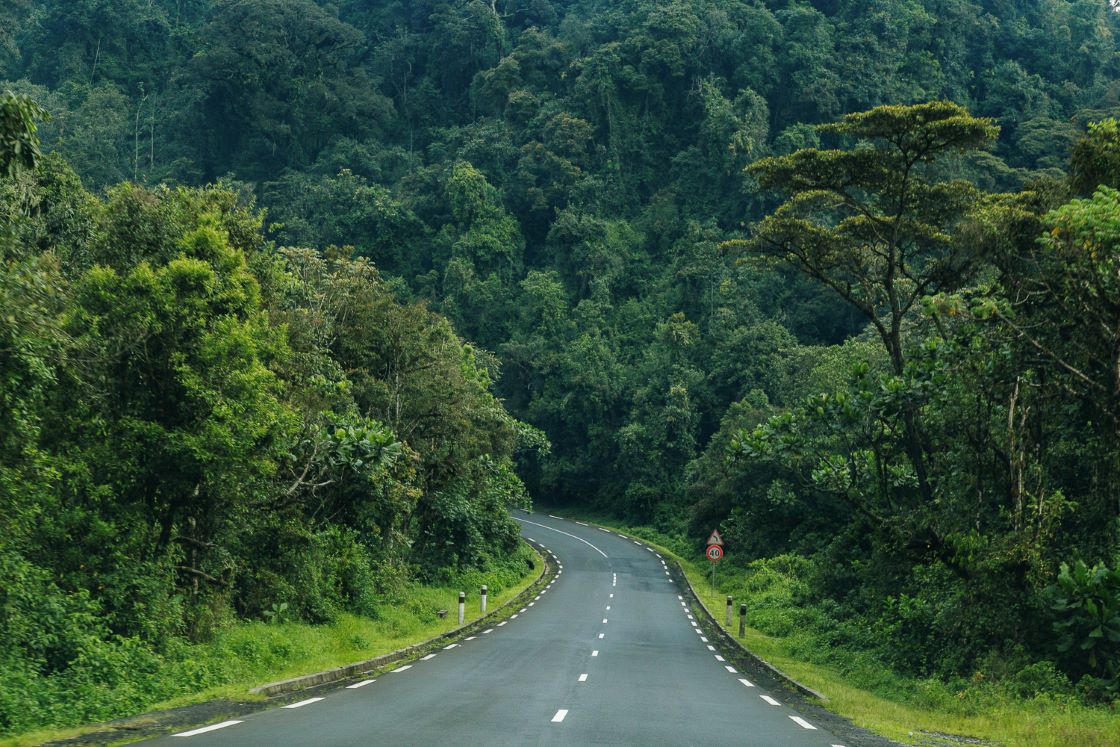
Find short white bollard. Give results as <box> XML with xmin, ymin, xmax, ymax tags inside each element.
<box><xmin>458</xmin><ymin>591</ymin><xmax>466</xmax><ymax>625</ymax></box>
<box><xmin>480</xmin><ymin>585</ymin><xmax>488</xmax><ymax>614</ymax></box>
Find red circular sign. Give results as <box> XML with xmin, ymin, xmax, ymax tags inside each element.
<box><xmin>706</xmin><ymin>544</ymin><xmax>723</xmax><ymax>561</ymax></box>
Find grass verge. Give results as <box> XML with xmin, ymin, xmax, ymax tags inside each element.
<box><xmin>1</xmin><ymin>544</ymin><xmax>541</xmax><ymax>747</ymax></box>
<box><xmin>556</xmin><ymin>510</ymin><xmax>1120</xmax><ymax>747</ymax></box>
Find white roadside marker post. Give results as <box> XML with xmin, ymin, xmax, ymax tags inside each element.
<box><xmin>726</xmin><ymin>595</ymin><xmax>733</xmax><ymax>626</ymax></box>
<box><xmin>458</xmin><ymin>591</ymin><xmax>466</xmax><ymax>625</ymax></box>
<box><xmin>481</xmin><ymin>585</ymin><xmax>488</xmax><ymax>614</ymax></box>
<box><xmin>738</xmin><ymin>602</ymin><xmax>747</xmax><ymax>638</ymax></box>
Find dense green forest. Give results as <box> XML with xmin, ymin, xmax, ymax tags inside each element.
<box><xmin>4</xmin><ymin>0</ymin><xmax>1120</xmax><ymax>737</ymax></box>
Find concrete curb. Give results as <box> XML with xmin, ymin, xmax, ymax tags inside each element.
<box><xmin>249</xmin><ymin>541</ymin><xmax>554</xmax><ymax>697</ymax></box>
<box><xmin>572</xmin><ymin>516</ymin><xmax>828</xmax><ymax>703</ymax></box>
<box><xmin>669</xmin><ymin>556</ymin><xmax>829</xmax><ymax>702</ymax></box>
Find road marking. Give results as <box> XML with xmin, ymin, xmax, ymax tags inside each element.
<box><xmin>552</xmin><ymin>709</ymin><xmax>568</xmax><ymax>723</ymax></box>
<box><xmin>790</xmin><ymin>716</ymin><xmax>817</xmax><ymax>730</ymax></box>
<box><xmin>602</xmin><ymin>618</ymin><xmax>608</xmax><ymax>624</ymax></box>
<box><xmin>760</xmin><ymin>695</ymin><xmax>780</xmax><ymax>705</ymax></box>
<box><xmin>576</xmin><ymin>521</ymin><xmax>588</xmax><ymax>526</ymax></box>
<box><xmin>444</xmin><ymin>643</ymin><xmax>459</xmax><ymax>649</ymax></box>
<box><xmin>694</xmin><ymin>628</ymin><xmax>702</xmax><ymax>634</ymax></box>
<box><xmin>592</xmin><ymin>650</ymin><xmax>599</xmax><ymax>656</ymax></box>
<box><xmin>520</xmin><ymin>608</ymin><xmax>527</xmax><ymax>612</ymax></box>
<box><xmin>526</xmin><ymin>537</ymin><xmax>536</xmax><ymax>542</ymax></box>
<box><xmin>738</xmin><ymin>678</ymin><xmax>755</xmax><ymax>687</ymax></box>
<box><xmin>498</xmin><ymin>621</ymin><xmax>508</xmax><ymax>626</ymax></box>
<box><xmin>483</xmin><ymin>628</ymin><xmax>494</xmax><ymax>634</ymax></box>
<box><xmin>516</xmin><ymin>518</ymin><xmax>609</xmax><ymax>558</ymax></box>
<box><xmin>691</xmin><ymin>621</ymin><xmax>698</xmax><ymax>627</ymax></box>
<box><xmin>421</xmin><ymin>653</ymin><xmax>437</xmax><ymax>661</ymax></box>
<box><xmin>665</xmin><ymin>571</ymin><xmax>670</xmax><ymax>575</ymax></box>
<box><xmin>616</xmin><ymin>533</ymin><xmax>626</xmax><ymax>537</ymax></box>
<box><xmin>598</xmin><ymin>633</ymin><xmax>605</xmax><ymax>639</ymax></box>
<box><xmin>347</xmin><ymin>679</ymin><xmax>376</xmax><ymax>689</ymax></box>
<box><xmin>724</xmin><ymin>666</ymin><xmax>737</xmax><ymax>673</ymax></box>
<box><xmin>465</xmin><ymin>636</ymin><xmax>478</xmax><ymax>640</ymax></box>
<box><xmin>700</xmin><ymin>637</ymin><xmax>708</xmax><ymax>642</ymax></box>
<box><xmin>578</xmin><ymin>673</ymin><xmax>588</xmax><ymax>682</ymax></box>
<box><xmin>535</xmin><ymin>595</ymin><xmax>541</xmax><ymax>600</ymax></box>
<box><xmin>656</xmin><ymin>553</ymin><xmax>662</xmax><ymax>558</ymax></box>
<box><xmin>633</xmin><ymin>540</ymin><xmax>641</xmax><ymax>545</ymax></box>
<box><xmin>391</xmin><ymin>665</ymin><xmax>412</xmax><ymax>673</ymax></box>
<box><xmin>528</xmin><ymin>602</ymin><xmax>535</xmax><ymax>607</ymax></box>
<box><xmin>677</xmin><ymin>595</ymin><xmax>683</xmax><ymax>600</ymax></box>
<box><xmin>715</xmin><ymin>655</ymin><xmax>725</xmax><ymax>661</ymax></box>
<box><xmin>548</xmin><ymin>514</ymin><xmax>563</xmax><ymax>519</ymax></box>
<box><xmin>605</xmin><ymin>605</ymin><xmax>610</xmax><ymax>610</ymax></box>
<box><xmin>609</xmin><ymin>593</ymin><xmax>614</xmax><ymax>598</ymax></box>
<box><xmin>284</xmin><ymin>698</ymin><xmax>325</xmax><ymax>709</ymax></box>
<box><xmin>599</xmin><ymin>527</ymin><xmax>610</xmax><ymax>532</ymax></box>
<box><xmin>707</xmin><ymin>645</ymin><xmax>716</xmax><ymax>651</ymax></box>
<box><xmin>172</xmin><ymin>721</ymin><xmax>242</xmax><ymax>737</ymax></box>
<box><xmin>687</xmin><ymin>614</ymin><xmax>693</xmax><ymax>620</ymax></box>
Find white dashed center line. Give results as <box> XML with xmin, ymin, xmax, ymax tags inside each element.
<box><xmin>552</xmin><ymin>709</ymin><xmax>568</xmax><ymax>723</ymax></box>
<box><xmin>760</xmin><ymin>695</ymin><xmax>780</xmax><ymax>705</ymax></box>
<box><xmin>283</xmin><ymin>698</ymin><xmax>324</xmax><ymax>709</ymax></box>
<box><xmin>346</xmin><ymin>679</ymin><xmax>376</xmax><ymax>689</ymax></box>
<box><xmin>172</xmin><ymin>721</ymin><xmax>242</xmax><ymax>737</ymax></box>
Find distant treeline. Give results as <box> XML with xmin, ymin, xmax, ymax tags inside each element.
<box><xmin>3</xmin><ymin>0</ymin><xmax>1120</xmax><ymax>722</ymax></box>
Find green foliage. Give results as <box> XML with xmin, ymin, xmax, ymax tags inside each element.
<box><xmin>0</xmin><ymin>90</ymin><xmax>48</xmax><ymax>178</ymax></box>
<box><xmin>1050</xmin><ymin>561</ymin><xmax>1120</xmax><ymax>687</ymax></box>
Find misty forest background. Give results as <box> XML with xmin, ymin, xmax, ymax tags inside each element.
<box><xmin>3</xmin><ymin>0</ymin><xmax>1120</xmax><ymax>736</ymax></box>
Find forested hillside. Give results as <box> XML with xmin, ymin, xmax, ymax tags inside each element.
<box><xmin>4</xmin><ymin>0</ymin><xmax>1120</xmax><ymax>737</ymax></box>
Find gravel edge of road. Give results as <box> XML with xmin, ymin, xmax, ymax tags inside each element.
<box><xmin>42</xmin><ymin>541</ymin><xmax>555</xmax><ymax>747</ymax></box>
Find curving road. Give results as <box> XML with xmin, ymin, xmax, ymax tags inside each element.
<box><xmin>144</xmin><ymin>512</ymin><xmax>850</xmax><ymax>746</ymax></box>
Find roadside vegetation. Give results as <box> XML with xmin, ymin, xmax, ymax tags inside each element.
<box><xmin>0</xmin><ymin>545</ymin><xmax>538</xmax><ymax>747</ymax></box>
<box><xmin>572</xmin><ymin>514</ymin><xmax>1120</xmax><ymax>747</ymax></box>
<box><xmin>3</xmin><ymin>1</ymin><xmax>1120</xmax><ymax>743</ymax></box>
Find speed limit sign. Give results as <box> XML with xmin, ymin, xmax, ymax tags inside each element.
<box><xmin>706</xmin><ymin>544</ymin><xmax>723</xmax><ymax>561</ymax></box>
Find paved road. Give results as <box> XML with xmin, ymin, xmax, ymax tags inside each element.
<box><xmin>146</xmin><ymin>513</ymin><xmax>849</xmax><ymax>746</ymax></box>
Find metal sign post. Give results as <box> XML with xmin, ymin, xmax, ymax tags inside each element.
<box><xmin>706</xmin><ymin>543</ymin><xmax>723</xmax><ymax>588</ymax></box>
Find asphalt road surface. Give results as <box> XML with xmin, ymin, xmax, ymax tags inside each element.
<box><xmin>144</xmin><ymin>513</ymin><xmax>850</xmax><ymax>746</ymax></box>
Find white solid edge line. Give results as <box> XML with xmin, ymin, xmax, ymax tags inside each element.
<box><xmin>516</xmin><ymin>517</ymin><xmax>609</xmax><ymax>557</ymax></box>
<box><xmin>738</xmin><ymin>678</ymin><xmax>755</xmax><ymax>687</ymax></box>
<box><xmin>172</xmin><ymin>720</ymin><xmax>242</xmax><ymax>737</ymax></box>
<box><xmin>346</xmin><ymin>679</ymin><xmax>376</xmax><ymax>689</ymax></box>
<box><xmin>552</xmin><ymin>709</ymin><xmax>568</xmax><ymax>723</ymax></box>
<box><xmin>391</xmin><ymin>665</ymin><xmax>412</xmax><ymax>673</ymax></box>
<box><xmin>578</xmin><ymin>673</ymin><xmax>588</xmax><ymax>682</ymax></box>
<box><xmin>790</xmin><ymin>716</ymin><xmax>817</xmax><ymax>730</ymax></box>
<box><xmin>421</xmin><ymin>653</ymin><xmax>437</xmax><ymax>661</ymax></box>
<box><xmin>761</xmin><ymin>694</ymin><xmax>780</xmax><ymax>705</ymax></box>
<box><xmin>283</xmin><ymin>697</ymin><xmax>325</xmax><ymax>709</ymax></box>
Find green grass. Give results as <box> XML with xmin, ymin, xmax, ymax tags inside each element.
<box><xmin>556</xmin><ymin>510</ymin><xmax>1120</xmax><ymax>747</ymax></box>
<box><xmin>0</xmin><ymin>547</ymin><xmax>541</xmax><ymax>747</ymax></box>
